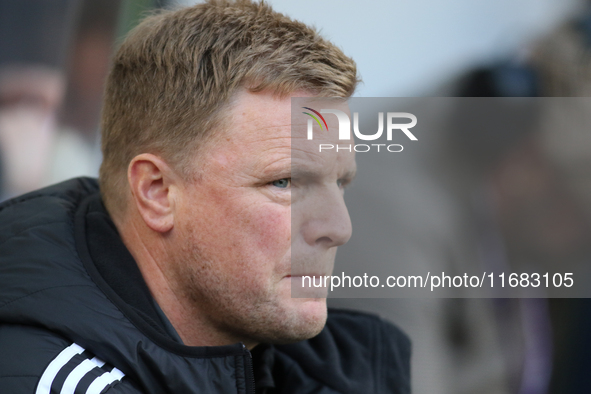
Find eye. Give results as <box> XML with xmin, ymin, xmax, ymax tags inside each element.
<box><xmin>271</xmin><ymin>178</ymin><xmax>291</xmax><ymax>188</ymax></box>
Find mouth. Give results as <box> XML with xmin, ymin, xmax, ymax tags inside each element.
<box><xmin>287</xmin><ymin>274</ymin><xmax>331</xmax><ymax>298</ymax></box>
<box><xmin>283</xmin><ymin>274</ymin><xmax>332</xmax><ymax>290</ymax></box>
<box><xmin>284</xmin><ymin>274</ymin><xmax>331</xmax><ymax>279</ymax></box>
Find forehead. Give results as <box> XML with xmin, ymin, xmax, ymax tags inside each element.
<box><xmin>204</xmin><ymin>90</ymin><xmax>356</xmax><ymax>176</ymax></box>
<box><xmin>289</xmin><ymin>97</ymin><xmax>356</xmax><ymax>176</ymax></box>
<box><xmin>230</xmin><ymin>90</ymin><xmax>293</xmax><ymax>140</ymax></box>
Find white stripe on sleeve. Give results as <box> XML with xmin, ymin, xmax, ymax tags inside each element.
<box><xmin>60</xmin><ymin>357</ymin><xmax>106</xmax><ymax>394</ymax></box>
<box><xmin>35</xmin><ymin>343</ymin><xmax>85</xmax><ymax>394</ymax></box>
<box><xmin>85</xmin><ymin>367</ymin><xmax>125</xmax><ymax>394</ymax></box>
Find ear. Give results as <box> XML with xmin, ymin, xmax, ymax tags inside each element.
<box><xmin>127</xmin><ymin>153</ymin><xmax>177</xmax><ymax>233</ymax></box>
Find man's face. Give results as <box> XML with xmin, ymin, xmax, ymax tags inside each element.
<box><xmin>169</xmin><ymin>90</ymin><xmax>356</xmax><ymax>347</ymax></box>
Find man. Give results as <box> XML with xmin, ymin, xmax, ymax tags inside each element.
<box><xmin>0</xmin><ymin>1</ymin><xmax>410</xmax><ymax>393</ymax></box>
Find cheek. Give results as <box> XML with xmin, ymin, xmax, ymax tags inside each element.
<box><xmin>247</xmin><ymin>205</ymin><xmax>291</xmax><ymax>254</ymax></box>
<box><xmin>184</xmin><ymin>192</ymin><xmax>291</xmax><ymax>268</ymax></box>
<box><xmin>213</xmin><ymin>204</ymin><xmax>291</xmax><ymax>293</ymax></box>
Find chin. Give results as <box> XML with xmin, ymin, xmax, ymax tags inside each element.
<box><xmin>244</xmin><ymin>296</ymin><xmax>327</xmax><ymax>345</ymax></box>
<box><xmin>296</xmin><ymin>297</ymin><xmax>328</xmax><ymax>321</ymax></box>
<box><xmin>273</xmin><ymin>297</ymin><xmax>328</xmax><ymax>344</ymax></box>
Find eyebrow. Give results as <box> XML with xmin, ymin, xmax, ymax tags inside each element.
<box><xmin>290</xmin><ymin>168</ymin><xmax>319</xmax><ymax>180</ymax></box>
<box><xmin>290</xmin><ymin>167</ymin><xmax>357</xmax><ymax>182</ymax></box>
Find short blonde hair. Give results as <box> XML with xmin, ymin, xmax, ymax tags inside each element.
<box><xmin>99</xmin><ymin>0</ymin><xmax>358</xmax><ymax>214</ymax></box>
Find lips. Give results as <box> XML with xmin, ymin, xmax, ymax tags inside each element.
<box><xmin>288</xmin><ymin>274</ymin><xmax>331</xmax><ymax>298</ymax></box>
<box><xmin>285</xmin><ymin>273</ymin><xmax>331</xmax><ymax>278</ymax></box>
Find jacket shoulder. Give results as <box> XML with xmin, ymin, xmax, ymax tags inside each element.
<box><xmin>0</xmin><ymin>177</ymin><xmax>98</xmax><ymax>237</ymax></box>
<box><xmin>0</xmin><ymin>324</ymin><xmax>143</xmax><ymax>393</ymax></box>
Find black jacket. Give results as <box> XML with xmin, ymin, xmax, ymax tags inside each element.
<box><xmin>0</xmin><ymin>178</ymin><xmax>411</xmax><ymax>393</ymax></box>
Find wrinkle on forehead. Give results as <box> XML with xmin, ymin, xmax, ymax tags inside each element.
<box><xmin>192</xmin><ymin>90</ymin><xmax>354</xmax><ymax>185</ymax></box>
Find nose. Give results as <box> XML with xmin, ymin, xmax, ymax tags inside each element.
<box><xmin>300</xmin><ymin>186</ymin><xmax>353</xmax><ymax>248</ymax></box>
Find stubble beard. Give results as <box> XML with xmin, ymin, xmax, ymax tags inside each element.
<box><xmin>169</xmin><ymin>228</ymin><xmax>327</xmax><ymax>346</ymax></box>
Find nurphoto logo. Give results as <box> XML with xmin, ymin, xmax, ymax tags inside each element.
<box><xmin>302</xmin><ymin>107</ymin><xmax>418</xmax><ymax>153</ymax></box>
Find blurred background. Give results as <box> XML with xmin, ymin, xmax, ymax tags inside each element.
<box><xmin>2</xmin><ymin>0</ymin><xmax>591</xmax><ymax>393</ymax></box>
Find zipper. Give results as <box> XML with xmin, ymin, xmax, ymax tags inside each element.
<box><xmin>243</xmin><ymin>344</ymin><xmax>256</xmax><ymax>394</ymax></box>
